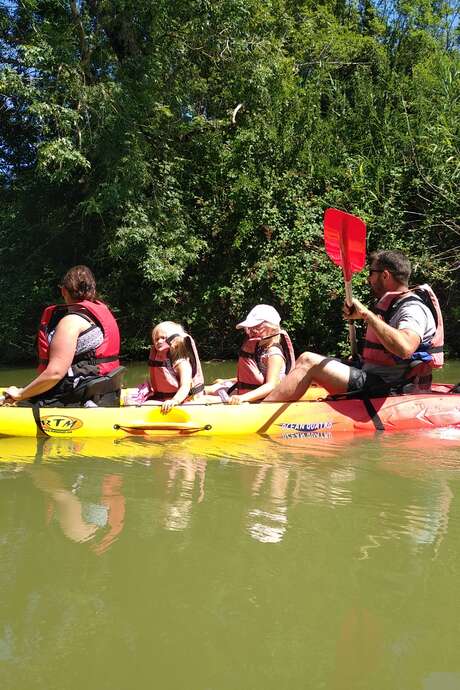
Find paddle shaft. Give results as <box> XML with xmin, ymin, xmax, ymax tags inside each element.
<box><xmin>337</xmin><ymin>216</ymin><xmax>359</xmax><ymax>359</ymax></box>
<box><xmin>344</xmin><ymin>276</ymin><xmax>358</xmax><ymax>358</ymax></box>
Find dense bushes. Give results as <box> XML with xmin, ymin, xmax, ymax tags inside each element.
<box><xmin>0</xmin><ymin>0</ymin><xmax>459</xmax><ymax>362</ymax></box>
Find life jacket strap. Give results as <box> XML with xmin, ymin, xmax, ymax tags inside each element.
<box><xmin>363</xmin><ymin>341</ymin><xmax>442</xmax><ymax>358</ymax></box>
<box><xmin>427</xmin><ymin>345</ymin><xmax>443</xmax><ymax>353</ymax></box>
<box><xmin>237</xmin><ymin>381</ymin><xmax>260</xmax><ymax>391</ymax></box>
<box><xmin>148</xmin><ymin>359</ymin><xmax>172</xmax><ymax>368</ymax></box>
<box><xmin>362</xmin><ymin>340</ymin><xmax>384</xmax><ymax>351</ymax></box>
<box><xmin>72</xmin><ymin>351</ymin><xmax>119</xmax><ymax>365</ymax></box>
<box><xmin>238</xmin><ymin>349</ymin><xmax>256</xmax><ymax>360</ymax></box>
<box><xmin>39</xmin><ymin>353</ymin><xmax>119</xmax><ymax>367</ymax></box>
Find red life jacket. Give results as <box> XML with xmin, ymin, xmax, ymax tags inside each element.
<box><xmin>362</xmin><ymin>285</ymin><xmax>444</xmax><ymax>389</ymax></box>
<box><xmin>37</xmin><ymin>300</ymin><xmax>120</xmax><ymax>375</ymax></box>
<box><xmin>236</xmin><ymin>331</ymin><xmax>295</xmax><ymax>395</ymax></box>
<box><xmin>148</xmin><ymin>334</ymin><xmax>204</xmax><ymax>400</ymax></box>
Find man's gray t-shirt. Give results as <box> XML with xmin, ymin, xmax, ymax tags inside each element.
<box><xmin>389</xmin><ymin>298</ymin><xmax>436</xmax><ymax>345</ymax></box>
<box><xmin>363</xmin><ymin>294</ymin><xmax>436</xmax><ymax>380</ymax></box>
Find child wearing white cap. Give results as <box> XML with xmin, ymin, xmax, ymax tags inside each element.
<box><xmin>236</xmin><ymin>304</ymin><xmax>282</xmax><ymax>329</ymax></box>
<box><xmin>206</xmin><ymin>305</ymin><xmax>295</xmax><ymax>404</ymax></box>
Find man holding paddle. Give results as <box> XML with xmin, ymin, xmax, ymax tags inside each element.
<box><xmin>266</xmin><ymin>246</ymin><xmax>442</xmax><ymax>402</ymax></box>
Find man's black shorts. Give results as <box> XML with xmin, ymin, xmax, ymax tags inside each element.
<box><xmin>347</xmin><ymin>366</ymin><xmax>393</xmax><ymax>397</ymax></box>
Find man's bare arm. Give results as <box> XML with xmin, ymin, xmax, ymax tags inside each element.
<box><xmin>344</xmin><ymin>298</ymin><xmax>421</xmax><ymax>359</ymax></box>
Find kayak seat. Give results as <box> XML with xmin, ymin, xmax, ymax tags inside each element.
<box><xmin>75</xmin><ymin>366</ymin><xmax>127</xmax><ymax>407</ymax></box>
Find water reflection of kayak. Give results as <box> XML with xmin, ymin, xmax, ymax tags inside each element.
<box><xmin>0</xmin><ymin>384</ymin><xmax>459</xmax><ymax>439</ymax></box>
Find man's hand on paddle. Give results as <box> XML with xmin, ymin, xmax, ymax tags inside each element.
<box><xmin>343</xmin><ymin>298</ymin><xmax>370</xmax><ymax>322</ymax></box>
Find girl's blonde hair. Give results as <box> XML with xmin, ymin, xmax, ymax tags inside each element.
<box><xmin>261</xmin><ymin>321</ymin><xmax>280</xmax><ymax>334</ymax></box>
<box><xmin>248</xmin><ymin>321</ymin><xmax>280</xmax><ymax>348</ymax></box>
<box><xmin>152</xmin><ymin>321</ymin><xmax>193</xmax><ymax>365</ymax></box>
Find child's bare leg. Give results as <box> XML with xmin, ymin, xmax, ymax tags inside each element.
<box><xmin>204</xmin><ymin>382</ymin><xmax>222</xmax><ymax>394</ymax></box>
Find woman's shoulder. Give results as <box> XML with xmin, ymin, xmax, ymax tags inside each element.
<box><xmin>57</xmin><ymin>312</ymin><xmax>93</xmax><ymax>329</ymax></box>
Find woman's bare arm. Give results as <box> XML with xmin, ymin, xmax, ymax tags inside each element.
<box><xmin>4</xmin><ymin>314</ymin><xmax>88</xmax><ymax>402</ymax></box>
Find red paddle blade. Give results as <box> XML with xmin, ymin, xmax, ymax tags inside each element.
<box><xmin>324</xmin><ymin>208</ymin><xmax>366</xmax><ymax>281</ymax></box>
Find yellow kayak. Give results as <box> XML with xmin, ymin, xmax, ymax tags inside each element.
<box><xmin>0</xmin><ymin>384</ymin><xmax>460</xmax><ymax>438</ymax></box>
<box><xmin>0</xmin><ymin>386</ymin><xmax>330</xmax><ymax>438</ymax></box>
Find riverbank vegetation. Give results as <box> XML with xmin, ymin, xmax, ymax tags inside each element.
<box><xmin>1</xmin><ymin>0</ymin><xmax>459</xmax><ymax>363</ymax></box>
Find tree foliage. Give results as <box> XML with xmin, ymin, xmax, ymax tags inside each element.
<box><xmin>0</xmin><ymin>0</ymin><xmax>459</xmax><ymax>362</ymax></box>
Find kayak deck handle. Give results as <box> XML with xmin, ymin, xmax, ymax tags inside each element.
<box><xmin>113</xmin><ymin>422</ymin><xmax>212</xmax><ymax>433</ymax></box>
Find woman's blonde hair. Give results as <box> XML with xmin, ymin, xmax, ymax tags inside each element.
<box><xmin>152</xmin><ymin>321</ymin><xmax>193</xmax><ymax>364</ymax></box>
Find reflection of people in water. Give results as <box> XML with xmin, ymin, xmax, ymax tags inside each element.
<box><xmin>241</xmin><ymin>449</ymin><xmax>358</xmax><ymax>544</ymax></box>
<box><xmin>30</xmin><ymin>466</ymin><xmax>125</xmax><ymax>554</ymax></box>
<box><xmin>408</xmin><ymin>480</ymin><xmax>453</xmax><ymax>557</ymax></box>
<box><xmin>242</xmin><ymin>462</ymin><xmax>290</xmax><ymax>544</ymax></box>
<box><xmin>91</xmin><ymin>474</ymin><xmax>125</xmax><ymax>555</ymax></box>
<box><xmin>161</xmin><ymin>456</ymin><xmax>207</xmax><ymax>531</ymax></box>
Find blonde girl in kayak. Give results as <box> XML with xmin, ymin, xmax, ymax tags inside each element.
<box><xmin>141</xmin><ymin>321</ymin><xmax>205</xmax><ymax>414</ymax></box>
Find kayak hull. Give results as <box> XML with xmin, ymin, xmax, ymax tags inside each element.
<box><xmin>1</xmin><ymin>385</ymin><xmax>460</xmax><ymax>438</ymax></box>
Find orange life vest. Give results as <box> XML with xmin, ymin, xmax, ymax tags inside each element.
<box><xmin>236</xmin><ymin>331</ymin><xmax>295</xmax><ymax>395</ymax></box>
<box><xmin>148</xmin><ymin>333</ymin><xmax>204</xmax><ymax>400</ymax></box>
<box><xmin>37</xmin><ymin>300</ymin><xmax>120</xmax><ymax>375</ymax></box>
<box><xmin>362</xmin><ymin>285</ymin><xmax>444</xmax><ymax>389</ymax></box>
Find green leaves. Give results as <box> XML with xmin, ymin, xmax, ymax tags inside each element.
<box><xmin>0</xmin><ymin>0</ymin><xmax>459</xmax><ymax>363</ymax></box>
<box><xmin>36</xmin><ymin>137</ymin><xmax>90</xmax><ymax>182</ymax></box>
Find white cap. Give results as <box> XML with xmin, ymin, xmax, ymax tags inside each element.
<box><xmin>236</xmin><ymin>304</ymin><xmax>281</xmax><ymax>329</ymax></box>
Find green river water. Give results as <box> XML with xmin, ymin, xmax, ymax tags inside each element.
<box><xmin>2</xmin><ymin>361</ymin><xmax>460</xmax><ymax>690</ymax></box>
